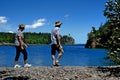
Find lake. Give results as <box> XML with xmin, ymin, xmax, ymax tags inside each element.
<box><xmin>0</xmin><ymin>44</ymin><xmax>117</xmax><ymax>67</ymax></box>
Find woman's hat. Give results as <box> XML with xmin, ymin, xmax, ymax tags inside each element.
<box><xmin>55</xmin><ymin>21</ymin><xmax>62</xmax><ymax>26</ymax></box>
<box><xmin>19</xmin><ymin>24</ymin><xmax>25</xmax><ymax>29</ymax></box>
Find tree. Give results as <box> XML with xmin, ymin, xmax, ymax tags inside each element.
<box><xmin>85</xmin><ymin>0</ymin><xmax>120</xmax><ymax>63</ymax></box>
<box><xmin>104</xmin><ymin>0</ymin><xmax>120</xmax><ymax>63</ymax></box>
<box><xmin>61</xmin><ymin>35</ymin><xmax>75</xmax><ymax>44</ymax></box>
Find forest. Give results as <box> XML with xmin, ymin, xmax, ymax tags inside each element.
<box><xmin>0</xmin><ymin>32</ymin><xmax>75</xmax><ymax>45</ymax></box>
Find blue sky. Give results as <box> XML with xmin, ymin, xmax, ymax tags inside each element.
<box><xmin>0</xmin><ymin>0</ymin><xmax>107</xmax><ymax>44</ymax></box>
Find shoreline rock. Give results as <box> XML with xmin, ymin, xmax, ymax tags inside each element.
<box><xmin>0</xmin><ymin>66</ymin><xmax>120</xmax><ymax>80</ymax></box>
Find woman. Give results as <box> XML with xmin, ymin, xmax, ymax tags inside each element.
<box><xmin>14</xmin><ymin>24</ymin><xmax>31</xmax><ymax>68</ymax></box>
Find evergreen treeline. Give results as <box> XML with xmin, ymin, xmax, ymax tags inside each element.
<box><xmin>0</xmin><ymin>32</ymin><xmax>15</xmax><ymax>43</ymax></box>
<box><xmin>85</xmin><ymin>0</ymin><xmax>120</xmax><ymax>64</ymax></box>
<box><xmin>0</xmin><ymin>32</ymin><xmax>75</xmax><ymax>45</ymax></box>
<box><xmin>24</xmin><ymin>32</ymin><xmax>51</xmax><ymax>44</ymax></box>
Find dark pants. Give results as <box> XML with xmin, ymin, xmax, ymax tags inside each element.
<box><xmin>51</xmin><ymin>44</ymin><xmax>60</xmax><ymax>55</ymax></box>
<box><xmin>15</xmin><ymin>46</ymin><xmax>28</xmax><ymax>61</ymax></box>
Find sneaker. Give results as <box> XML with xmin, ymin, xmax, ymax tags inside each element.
<box><xmin>55</xmin><ymin>60</ymin><xmax>61</xmax><ymax>66</ymax></box>
<box><xmin>52</xmin><ymin>59</ymin><xmax>56</xmax><ymax>66</ymax></box>
<box><xmin>24</xmin><ymin>63</ymin><xmax>31</xmax><ymax>67</ymax></box>
<box><xmin>14</xmin><ymin>64</ymin><xmax>21</xmax><ymax>68</ymax></box>
<box><xmin>55</xmin><ymin>61</ymin><xmax>61</xmax><ymax>66</ymax></box>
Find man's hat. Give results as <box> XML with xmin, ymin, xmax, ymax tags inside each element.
<box><xmin>55</xmin><ymin>21</ymin><xmax>62</xmax><ymax>26</ymax></box>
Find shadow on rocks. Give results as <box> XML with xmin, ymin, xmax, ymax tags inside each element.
<box><xmin>97</xmin><ymin>66</ymin><xmax>120</xmax><ymax>77</ymax></box>
<box><xmin>3</xmin><ymin>76</ymin><xmax>29</xmax><ymax>80</ymax></box>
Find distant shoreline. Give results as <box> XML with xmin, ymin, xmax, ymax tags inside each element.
<box><xmin>0</xmin><ymin>43</ymin><xmax>15</xmax><ymax>46</ymax></box>
<box><xmin>0</xmin><ymin>42</ymin><xmax>80</xmax><ymax>46</ymax></box>
<box><xmin>0</xmin><ymin>43</ymin><xmax>49</xmax><ymax>46</ymax></box>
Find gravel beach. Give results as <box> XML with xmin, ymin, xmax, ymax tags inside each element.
<box><xmin>0</xmin><ymin>66</ymin><xmax>120</xmax><ymax>80</ymax></box>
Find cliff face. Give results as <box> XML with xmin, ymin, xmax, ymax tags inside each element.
<box><xmin>85</xmin><ymin>21</ymin><xmax>120</xmax><ymax>49</ymax></box>
<box><xmin>61</xmin><ymin>35</ymin><xmax>75</xmax><ymax>44</ymax></box>
<box><xmin>85</xmin><ymin>22</ymin><xmax>120</xmax><ymax>64</ymax></box>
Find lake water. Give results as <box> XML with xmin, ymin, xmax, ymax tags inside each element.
<box><xmin>0</xmin><ymin>44</ymin><xmax>117</xmax><ymax>67</ymax></box>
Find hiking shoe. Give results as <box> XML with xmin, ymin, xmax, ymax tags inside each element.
<box><xmin>55</xmin><ymin>61</ymin><xmax>61</xmax><ymax>66</ymax></box>
<box><xmin>14</xmin><ymin>64</ymin><xmax>21</xmax><ymax>68</ymax></box>
<box><xmin>24</xmin><ymin>63</ymin><xmax>32</xmax><ymax>67</ymax></box>
<box><xmin>52</xmin><ymin>59</ymin><xmax>56</xmax><ymax>66</ymax></box>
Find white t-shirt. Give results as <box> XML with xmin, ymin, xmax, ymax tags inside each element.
<box><xmin>51</xmin><ymin>27</ymin><xmax>60</xmax><ymax>45</ymax></box>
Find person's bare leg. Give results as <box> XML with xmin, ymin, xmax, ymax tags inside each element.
<box><xmin>15</xmin><ymin>61</ymin><xmax>18</xmax><ymax>65</ymax></box>
<box><xmin>24</xmin><ymin>60</ymin><xmax>27</xmax><ymax>64</ymax></box>
<box><xmin>56</xmin><ymin>48</ymin><xmax>64</xmax><ymax>63</ymax></box>
<box><xmin>56</xmin><ymin>52</ymin><xmax>62</xmax><ymax>62</ymax></box>
<box><xmin>56</xmin><ymin>52</ymin><xmax>63</xmax><ymax>66</ymax></box>
<box><xmin>52</xmin><ymin>55</ymin><xmax>56</xmax><ymax>65</ymax></box>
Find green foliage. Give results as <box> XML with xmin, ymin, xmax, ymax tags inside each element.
<box><xmin>61</xmin><ymin>35</ymin><xmax>75</xmax><ymax>44</ymax></box>
<box><xmin>24</xmin><ymin>32</ymin><xmax>51</xmax><ymax>44</ymax></box>
<box><xmin>0</xmin><ymin>32</ymin><xmax>15</xmax><ymax>43</ymax></box>
<box><xmin>104</xmin><ymin>0</ymin><xmax>120</xmax><ymax>63</ymax></box>
<box><xmin>0</xmin><ymin>32</ymin><xmax>51</xmax><ymax>44</ymax></box>
<box><xmin>0</xmin><ymin>32</ymin><xmax>75</xmax><ymax>45</ymax></box>
<box><xmin>86</xmin><ymin>0</ymin><xmax>120</xmax><ymax>64</ymax></box>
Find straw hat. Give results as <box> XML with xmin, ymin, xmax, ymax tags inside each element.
<box><xmin>55</xmin><ymin>21</ymin><xmax>62</xmax><ymax>26</ymax></box>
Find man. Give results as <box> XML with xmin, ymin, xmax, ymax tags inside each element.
<box><xmin>51</xmin><ymin>21</ymin><xmax>64</xmax><ymax>66</ymax></box>
<box><xmin>14</xmin><ymin>24</ymin><xmax>31</xmax><ymax>68</ymax></box>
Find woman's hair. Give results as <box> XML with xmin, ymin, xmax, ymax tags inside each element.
<box><xmin>19</xmin><ymin>24</ymin><xmax>25</xmax><ymax>29</ymax></box>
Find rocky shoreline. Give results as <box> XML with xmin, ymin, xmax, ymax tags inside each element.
<box><xmin>0</xmin><ymin>66</ymin><xmax>120</xmax><ymax>80</ymax></box>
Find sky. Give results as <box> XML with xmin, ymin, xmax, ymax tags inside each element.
<box><xmin>0</xmin><ymin>0</ymin><xmax>108</xmax><ymax>44</ymax></box>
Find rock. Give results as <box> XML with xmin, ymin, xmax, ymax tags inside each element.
<box><xmin>0</xmin><ymin>66</ymin><xmax>120</xmax><ymax>80</ymax></box>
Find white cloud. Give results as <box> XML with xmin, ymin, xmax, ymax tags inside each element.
<box><xmin>26</xmin><ymin>18</ymin><xmax>46</xmax><ymax>29</ymax></box>
<box><xmin>0</xmin><ymin>16</ymin><xmax>7</xmax><ymax>24</ymax></box>
<box><xmin>8</xmin><ymin>31</ymin><xmax>14</xmax><ymax>33</ymax></box>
